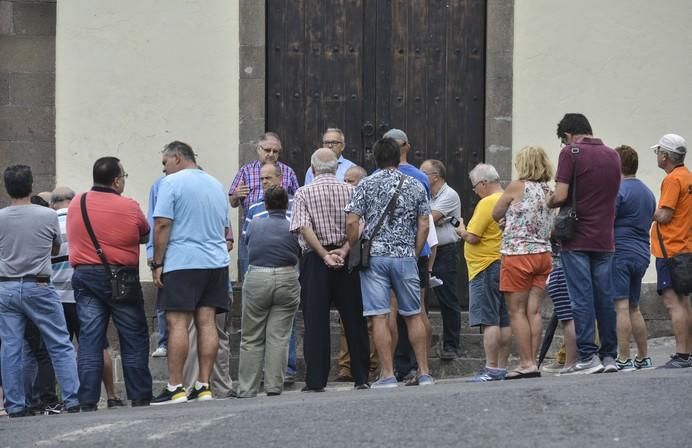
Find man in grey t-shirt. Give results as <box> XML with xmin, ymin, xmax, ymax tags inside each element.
<box><xmin>0</xmin><ymin>165</ymin><xmax>80</xmax><ymax>417</ymax></box>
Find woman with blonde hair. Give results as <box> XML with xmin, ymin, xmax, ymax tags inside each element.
<box><xmin>492</xmin><ymin>145</ymin><xmax>554</xmax><ymax>378</ymax></box>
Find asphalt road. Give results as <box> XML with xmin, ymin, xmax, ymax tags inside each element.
<box><xmin>1</xmin><ymin>365</ymin><xmax>690</xmax><ymax>448</ymax></box>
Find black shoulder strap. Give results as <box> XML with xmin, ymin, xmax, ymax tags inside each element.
<box><xmin>80</xmin><ymin>193</ymin><xmax>113</xmax><ymax>277</ymax></box>
<box><xmin>655</xmin><ymin>223</ymin><xmax>669</xmax><ymax>259</ymax></box>
<box><xmin>569</xmin><ymin>145</ymin><xmax>579</xmax><ymax>211</ymax></box>
<box><xmin>369</xmin><ymin>173</ymin><xmax>406</xmax><ymax>241</ymax></box>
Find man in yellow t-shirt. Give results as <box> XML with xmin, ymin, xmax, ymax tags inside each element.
<box><xmin>456</xmin><ymin>163</ymin><xmax>512</xmax><ymax>382</ymax></box>
<box><xmin>650</xmin><ymin>134</ymin><xmax>692</xmax><ymax>368</ymax></box>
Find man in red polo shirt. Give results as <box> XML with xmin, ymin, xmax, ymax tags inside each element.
<box><xmin>67</xmin><ymin>156</ymin><xmax>153</xmax><ymax>410</ymax></box>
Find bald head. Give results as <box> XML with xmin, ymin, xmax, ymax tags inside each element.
<box><xmin>38</xmin><ymin>191</ymin><xmax>52</xmax><ymax>204</ymax></box>
<box><xmin>51</xmin><ymin>186</ymin><xmax>75</xmax><ymax>210</ymax></box>
<box><xmin>344</xmin><ymin>165</ymin><xmax>367</xmax><ymax>186</ymax></box>
<box><xmin>310</xmin><ymin>147</ymin><xmax>338</xmax><ymax>175</ymax></box>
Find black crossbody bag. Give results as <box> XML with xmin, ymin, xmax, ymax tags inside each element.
<box><xmin>80</xmin><ymin>193</ymin><xmax>142</xmax><ymax>303</ymax></box>
<box><xmin>348</xmin><ymin>174</ymin><xmax>406</xmax><ymax>272</ymax></box>
<box><xmin>553</xmin><ymin>145</ymin><xmax>580</xmax><ymax>241</ymax></box>
<box><xmin>656</xmin><ymin>223</ymin><xmax>692</xmax><ymax>294</ymax></box>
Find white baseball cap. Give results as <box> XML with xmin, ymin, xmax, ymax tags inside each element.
<box><xmin>651</xmin><ymin>133</ymin><xmax>687</xmax><ymax>155</ymax></box>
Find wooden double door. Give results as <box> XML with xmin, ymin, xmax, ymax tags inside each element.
<box><xmin>267</xmin><ymin>0</ymin><xmax>487</xmax><ymax>306</ymax></box>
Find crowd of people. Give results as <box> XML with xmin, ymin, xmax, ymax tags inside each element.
<box><xmin>0</xmin><ymin>113</ymin><xmax>689</xmax><ymax>418</ymax></box>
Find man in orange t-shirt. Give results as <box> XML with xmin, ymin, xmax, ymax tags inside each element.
<box><xmin>650</xmin><ymin>133</ymin><xmax>692</xmax><ymax>368</ymax></box>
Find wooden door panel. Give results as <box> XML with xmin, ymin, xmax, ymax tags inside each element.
<box><xmin>266</xmin><ymin>0</ymin><xmax>487</xmax><ymax>307</ymax></box>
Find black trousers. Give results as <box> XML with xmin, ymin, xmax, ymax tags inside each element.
<box><xmin>300</xmin><ymin>251</ymin><xmax>369</xmax><ymax>388</ymax></box>
<box><xmin>432</xmin><ymin>243</ymin><xmax>462</xmax><ymax>352</ymax></box>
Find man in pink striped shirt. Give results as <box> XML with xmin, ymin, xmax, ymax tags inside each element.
<box><xmin>290</xmin><ymin>148</ymin><xmax>370</xmax><ymax>391</ymax></box>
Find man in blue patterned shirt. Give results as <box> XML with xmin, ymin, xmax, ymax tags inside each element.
<box><xmin>345</xmin><ymin>138</ymin><xmax>433</xmax><ymax>388</ymax></box>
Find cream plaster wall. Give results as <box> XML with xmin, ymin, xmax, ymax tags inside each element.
<box><xmin>513</xmin><ymin>0</ymin><xmax>692</xmax><ymax>282</ymax></box>
<box><xmin>55</xmin><ymin>0</ymin><xmax>239</xmax><ymax>269</ymax></box>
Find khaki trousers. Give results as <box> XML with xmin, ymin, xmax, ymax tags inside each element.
<box><xmin>182</xmin><ymin>312</ymin><xmax>233</xmax><ymax>398</ymax></box>
<box><xmin>237</xmin><ymin>267</ymin><xmax>300</xmax><ymax>397</ymax></box>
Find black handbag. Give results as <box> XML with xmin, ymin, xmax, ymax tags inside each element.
<box><xmin>553</xmin><ymin>145</ymin><xmax>580</xmax><ymax>241</ymax></box>
<box><xmin>348</xmin><ymin>174</ymin><xmax>406</xmax><ymax>272</ymax></box>
<box><xmin>80</xmin><ymin>193</ymin><xmax>143</xmax><ymax>303</ymax></box>
<box><xmin>656</xmin><ymin>223</ymin><xmax>692</xmax><ymax>294</ymax></box>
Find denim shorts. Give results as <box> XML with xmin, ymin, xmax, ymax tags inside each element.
<box><xmin>468</xmin><ymin>261</ymin><xmax>509</xmax><ymax>327</ymax></box>
<box><xmin>360</xmin><ymin>256</ymin><xmax>421</xmax><ymax>317</ymax></box>
<box><xmin>612</xmin><ymin>253</ymin><xmax>649</xmax><ymax>306</ymax></box>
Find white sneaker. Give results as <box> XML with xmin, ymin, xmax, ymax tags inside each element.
<box><xmin>559</xmin><ymin>354</ymin><xmax>604</xmax><ymax>375</ymax></box>
<box><xmin>152</xmin><ymin>346</ymin><xmax>168</xmax><ymax>358</ymax></box>
<box><xmin>429</xmin><ymin>276</ymin><xmax>444</xmax><ymax>288</ymax></box>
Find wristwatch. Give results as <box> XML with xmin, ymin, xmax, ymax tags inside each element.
<box><xmin>150</xmin><ymin>262</ymin><xmax>164</xmax><ymax>270</ymax></box>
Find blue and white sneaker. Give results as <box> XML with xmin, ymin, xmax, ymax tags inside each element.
<box><xmin>633</xmin><ymin>356</ymin><xmax>654</xmax><ymax>370</ymax></box>
<box><xmin>418</xmin><ymin>374</ymin><xmax>435</xmax><ymax>386</ymax></box>
<box><xmin>466</xmin><ymin>367</ymin><xmax>506</xmax><ymax>383</ymax></box>
<box><xmin>371</xmin><ymin>376</ymin><xmax>399</xmax><ymax>389</ymax></box>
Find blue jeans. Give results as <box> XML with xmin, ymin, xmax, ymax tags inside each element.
<box><xmin>156</xmin><ymin>308</ymin><xmax>168</xmax><ymax>349</ymax></box>
<box><xmin>238</xmin><ymin>236</ymin><xmax>249</xmax><ymax>282</ymax></box>
<box><xmin>72</xmin><ymin>267</ymin><xmax>152</xmax><ymax>404</ymax></box>
<box><xmin>0</xmin><ymin>281</ymin><xmax>79</xmax><ymax>413</ymax></box>
<box><xmin>560</xmin><ymin>251</ymin><xmax>617</xmax><ymax>361</ymax></box>
<box><xmin>287</xmin><ymin>316</ymin><xmax>297</xmax><ymax>375</ymax></box>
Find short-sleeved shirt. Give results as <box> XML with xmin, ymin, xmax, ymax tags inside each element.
<box><xmin>228</xmin><ymin>160</ymin><xmax>299</xmax><ymax>216</ymax></box>
<box><xmin>290</xmin><ymin>173</ymin><xmax>353</xmax><ymax>251</ymax></box>
<box><xmin>52</xmin><ymin>208</ymin><xmax>75</xmax><ymax>303</ymax></box>
<box><xmin>464</xmin><ymin>192</ymin><xmax>502</xmax><ymax>280</ymax></box>
<box><xmin>614</xmin><ymin>178</ymin><xmax>656</xmax><ymax>263</ymax></box>
<box><xmin>345</xmin><ymin>169</ymin><xmax>431</xmax><ymax>258</ymax></box>
<box><xmin>154</xmin><ymin>169</ymin><xmax>230</xmax><ymax>273</ymax></box>
<box><xmin>650</xmin><ymin>165</ymin><xmax>692</xmax><ymax>258</ymax></box>
<box><xmin>431</xmin><ymin>182</ymin><xmax>462</xmax><ymax>246</ymax></box>
<box><xmin>145</xmin><ymin>176</ymin><xmax>163</xmax><ymax>259</ymax></box>
<box><xmin>554</xmin><ymin>138</ymin><xmax>621</xmax><ymax>252</ymax></box>
<box><xmin>68</xmin><ymin>188</ymin><xmax>149</xmax><ymax>267</ymax></box>
<box><xmin>242</xmin><ymin>196</ymin><xmax>294</xmax><ymax>241</ymax></box>
<box><xmin>0</xmin><ymin>204</ymin><xmax>61</xmax><ymax>277</ymax></box>
<box><xmin>397</xmin><ymin>163</ymin><xmax>432</xmax><ymax>256</ymax></box>
<box><xmin>304</xmin><ymin>155</ymin><xmax>356</xmax><ymax>184</ymax></box>
<box><xmin>247</xmin><ymin>210</ymin><xmax>301</xmax><ymax>267</ymax></box>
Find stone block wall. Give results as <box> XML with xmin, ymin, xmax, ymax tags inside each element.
<box><xmin>0</xmin><ymin>0</ymin><xmax>56</xmax><ymax>206</ymax></box>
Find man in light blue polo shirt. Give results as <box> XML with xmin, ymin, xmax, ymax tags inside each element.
<box><xmin>150</xmin><ymin>141</ymin><xmax>230</xmax><ymax>405</ymax></box>
<box><xmin>304</xmin><ymin>128</ymin><xmax>356</xmax><ymax>184</ymax></box>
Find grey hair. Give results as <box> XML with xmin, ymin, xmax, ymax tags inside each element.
<box><xmin>311</xmin><ymin>150</ymin><xmax>338</xmax><ymax>175</ymax></box>
<box><xmin>665</xmin><ymin>150</ymin><xmax>685</xmax><ymax>165</ymax></box>
<box><xmin>469</xmin><ymin>163</ymin><xmax>500</xmax><ymax>185</ymax></box>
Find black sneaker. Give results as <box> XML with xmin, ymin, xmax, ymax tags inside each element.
<box><xmin>187</xmin><ymin>385</ymin><xmax>213</xmax><ymax>402</ymax></box>
<box><xmin>44</xmin><ymin>403</ymin><xmax>64</xmax><ymax>415</ymax></box>
<box><xmin>107</xmin><ymin>398</ymin><xmax>126</xmax><ymax>409</ymax></box>
<box><xmin>64</xmin><ymin>405</ymin><xmax>80</xmax><ymax>414</ymax></box>
<box><xmin>9</xmin><ymin>409</ymin><xmax>35</xmax><ymax>418</ymax></box>
<box><xmin>300</xmin><ymin>386</ymin><xmax>325</xmax><ymax>393</ymax></box>
<box><xmin>354</xmin><ymin>383</ymin><xmax>370</xmax><ymax>390</ymax></box>
<box><xmin>80</xmin><ymin>403</ymin><xmax>98</xmax><ymax>412</ymax></box>
<box><xmin>151</xmin><ymin>386</ymin><xmax>188</xmax><ymax>406</ymax></box>
<box><xmin>131</xmin><ymin>400</ymin><xmax>150</xmax><ymax>407</ymax></box>
<box><xmin>284</xmin><ymin>373</ymin><xmax>296</xmax><ymax>385</ymax></box>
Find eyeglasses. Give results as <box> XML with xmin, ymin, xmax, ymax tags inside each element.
<box><xmin>118</xmin><ymin>173</ymin><xmax>129</xmax><ymax>179</ymax></box>
<box><xmin>259</xmin><ymin>146</ymin><xmax>281</xmax><ymax>155</ymax></box>
<box><xmin>472</xmin><ymin>180</ymin><xmax>485</xmax><ymax>189</ymax></box>
<box><xmin>653</xmin><ymin>147</ymin><xmax>663</xmax><ymax>155</ymax></box>
<box><xmin>323</xmin><ymin>140</ymin><xmax>344</xmax><ymax>147</ymax></box>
